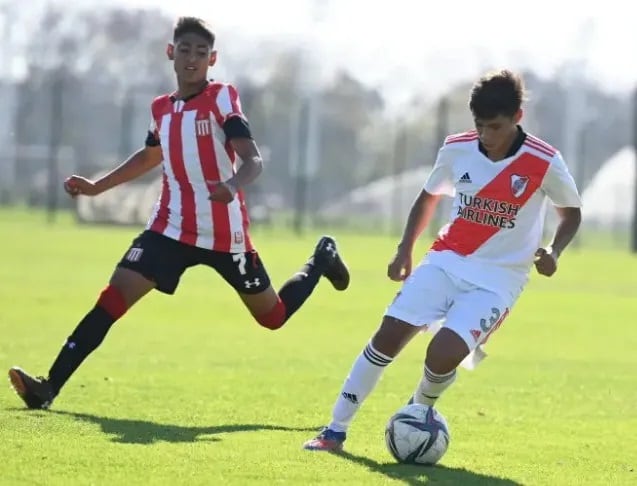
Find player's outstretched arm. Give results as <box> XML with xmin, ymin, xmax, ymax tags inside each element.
<box><xmin>534</xmin><ymin>206</ymin><xmax>581</xmax><ymax>277</ymax></box>
<box><xmin>388</xmin><ymin>190</ymin><xmax>441</xmax><ymax>281</ymax></box>
<box><xmin>397</xmin><ymin>190</ymin><xmax>441</xmax><ymax>252</ymax></box>
<box><xmin>208</xmin><ymin>138</ymin><xmax>263</xmax><ymax>204</ymax></box>
<box><xmin>64</xmin><ymin>145</ymin><xmax>163</xmax><ymax>198</ymax></box>
<box><xmin>227</xmin><ymin>137</ymin><xmax>263</xmax><ymax>188</ymax></box>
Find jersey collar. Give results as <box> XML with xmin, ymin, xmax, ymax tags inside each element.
<box><xmin>478</xmin><ymin>125</ymin><xmax>527</xmax><ymax>159</ymax></box>
<box><xmin>169</xmin><ymin>79</ymin><xmax>212</xmax><ymax>103</ymax></box>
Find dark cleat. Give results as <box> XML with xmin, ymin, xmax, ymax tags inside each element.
<box><xmin>8</xmin><ymin>367</ymin><xmax>55</xmax><ymax>410</ymax></box>
<box><xmin>313</xmin><ymin>236</ymin><xmax>350</xmax><ymax>291</ymax></box>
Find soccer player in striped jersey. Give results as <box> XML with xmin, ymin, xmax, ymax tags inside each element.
<box><xmin>8</xmin><ymin>17</ymin><xmax>349</xmax><ymax>410</ymax></box>
<box><xmin>304</xmin><ymin>70</ymin><xmax>582</xmax><ymax>452</ymax></box>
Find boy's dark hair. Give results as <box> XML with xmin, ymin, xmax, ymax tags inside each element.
<box><xmin>173</xmin><ymin>17</ymin><xmax>215</xmax><ymax>47</ymax></box>
<box><xmin>469</xmin><ymin>69</ymin><xmax>526</xmax><ymax>119</ymax></box>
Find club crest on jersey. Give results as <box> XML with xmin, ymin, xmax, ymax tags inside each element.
<box><xmin>510</xmin><ymin>174</ymin><xmax>529</xmax><ymax>198</ymax></box>
<box><xmin>196</xmin><ymin>118</ymin><xmax>211</xmax><ymax>137</ymax></box>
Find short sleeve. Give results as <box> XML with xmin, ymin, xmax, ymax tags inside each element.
<box><xmin>215</xmin><ymin>84</ymin><xmax>247</xmax><ymax>125</ymax></box>
<box><xmin>423</xmin><ymin>145</ymin><xmax>455</xmax><ymax>197</ymax></box>
<box><xmin>541</xmin><ymin>151</ymin><xmax>582</xmax><ymax>207</ymax></box>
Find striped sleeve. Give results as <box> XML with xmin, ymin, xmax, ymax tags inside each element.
<box><xmin>215</xmin><ymin>84</ymin><xmax>246</xmax><ymax>124</ymax></box>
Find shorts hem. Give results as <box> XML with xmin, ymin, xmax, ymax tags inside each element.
<box><xmin>383</xmin><ymin>309</ymin><xmax>426</xmax><ymax>327</ymax></box>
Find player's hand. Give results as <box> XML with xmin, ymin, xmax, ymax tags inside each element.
<box><xmin>63</xmin><ymin>176</ymin><xmax>100</xmax><ymax>198</ymax></box>
<box><xmin>387</xmin><ymin>248</ymin><xmax>412</xmax><ymax>281</ymax></box>
<box><xmin>534</xmin><ymin>247</ymin><xmax>558</xmax><ymax>277</ymax></box>
<box><xmin>207</xmin><ymin>180</ymin><xmax>237</xmax><ymax>204</ymax></box>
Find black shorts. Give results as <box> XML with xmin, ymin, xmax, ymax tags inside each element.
<box><xmin>117</xmin><ymin>230</ymin><xmax>271</xmax><ymax>295</ymax></box>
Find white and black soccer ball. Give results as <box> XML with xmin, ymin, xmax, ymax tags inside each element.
<box><xmin>384</xmin><ymin>403</ymin><xmax>450</xmax><ymax>465</ymax></box>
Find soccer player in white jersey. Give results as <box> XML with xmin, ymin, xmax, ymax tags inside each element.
<box><xmin>8</xmin><ymin>17</ymin><xmax>349</xmax><ymax>410</ymax></box>
<box><xmin>304</xmin><ymin>69</ymin><xmax>582</xmax><ymax>451</ymax></box>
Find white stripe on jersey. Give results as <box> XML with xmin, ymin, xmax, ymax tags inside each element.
<box><xmin>159</xmin><ymin>112</ymin><xmax>183</xmax><ymax>242</ymax></box>
<box><xmin>216</xmin><ymin>85</ymin><xmax>236</xmax><ymax>119</ymax></box>
<box><xmin>179</xmin><ymin>110</ymin><xmax>213</xmax><ymax>249</ymax></box>
<box><xmin>209</xmin><ymin>112</ymin><xmax>247</xmax><ymax>252</ymax></box>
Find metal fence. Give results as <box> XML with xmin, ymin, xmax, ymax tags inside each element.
<box><xmin>1</xmin><ymin>5</ymin><xmax>635</xmax><ymax>250</ymax></box>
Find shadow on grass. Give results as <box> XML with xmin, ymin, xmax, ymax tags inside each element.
<box><xmin>35</xmin><ymin>409</ymin><xmax>318</xmax><ymax>445</ymax></box>
<box><xmin>334</xmin><ymin>450</ymin><xmax>523</xmax><ymax>486</ymax></box>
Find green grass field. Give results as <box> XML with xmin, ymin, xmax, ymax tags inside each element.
<box><xmin>1</xmin><ymin>208</ymin><xmax>636</xmax><ymax>485</ymax></box>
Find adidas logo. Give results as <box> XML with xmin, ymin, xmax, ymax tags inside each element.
<box><xmin>459</xmin><ymin>172</ymin><xmax>472</xmax><ymax>183</ymax></box>
<box><xmin>342</xmin><ymin>392</ymin><xmax>358</xmax><ymax>404</ymax></box>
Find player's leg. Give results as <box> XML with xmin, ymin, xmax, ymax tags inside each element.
<box><xmin>8</xmin><ymin>267</ymin><xmax>155</xmax><ymax>410</ymax></box>
<box><xmin>44</xmin><ymin>268</ymin><xmax>155</xmax><ymax>392</ymax></box>
<box><xmin>8</xmin><ymin>231</ymin><xmax>190</xmax><ymax>409</ymax></box>
<box><xmin>212</xmin><ymin>252</ymin><xmax>306</xmax><ymax>330</ymax></box>
<box><xmin>411</xmin><ymin>284</ymin><xmax>516</xmax><ymax>407</ymax></box>
<box><xmin>304</xmin><ymin>263</ymin><xmax>455</xmax><ymax>451</ymax></box>
<box><xmin>211</xmin><ymin>236</ymin><xmax>349</xmax><ymax>330</ymax></box>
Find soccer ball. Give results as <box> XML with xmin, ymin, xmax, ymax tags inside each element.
<box><xmin>384</xmin><ymin>403</ymin><xmax>450</xmax><ymax>465</ymax></box>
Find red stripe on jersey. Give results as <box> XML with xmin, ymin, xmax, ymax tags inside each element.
<box><xmin>524</xmin><ymin>141</ymin><xmax>553</xmax><ymax>158</ymax></box>
<box><xmin>225</xmin><ymin>86</ymin><xmax>243</xmax><ymax>162</ymax></box>
<box><xmin>228</xmin><ymin>86</ymin><xmax>251</xmax><ymax>249</ymax></box>
<box><xmin>445</xmin><ymin>131</ymin><xmax>478</xmax><ymax>145</ymax></box>
<box><xmin>431</xmin><ymin>152</ymin><xmax>550</xmax><ymax>255</ymax></box>
<box><xmin>196</xmin><ymin>112</ymin><xmax>232</xmax><ymax>251</ymax></box>
<box><xmin>229</xmin><ymin>85</ymin><xmax>242</xmax><ymax>116</ymax></box>
<box><xmin>447</xmin><ymin>130</ymin><xmax>477</xmax><ymax>140</ymax></box>
<box><xmin>208</xmin><ymin>88</ymin><xmax>237</xmax><ymax>164</ymax></box>
<box><xmin>526</xmin><ymin>134</ymin><xmax>556</xmax><ymax>152</ymax></box>
<box><xmin>209</xmin><ymin>86</ymin><xmax>225</xmax><ymax>127</ymax></box>
<box><xmin>148</xmin><ymin>98</ymin><xmax>171</xmax><ymax>235</ymax></box>
<box><xmin>524</xmin><ymin>138</ymin><xmax>556</xmax><ymax>157</ymax></box>
<box><xmin>238</xmin><ymin>192</ymin><xmax>254</xmax><ymax>251</ymax></box>
<box><xmin>209</xmin><ymin>84</ymin><xmax>251</xmax><ymax>250</ymax></box>
<box><xmin>149</xmin><ymin>171</ymin><xmax>170</xmax><ymax>234</ymax></box>
<box><xmin>168</xmin><ymin>112</ymin><xmax>197</xmax><ymax>245</ymax></box>
<box><xmin>446</xmin><ymin>135</ymin><xmax>478</xmax><ymax>145</ymax></box>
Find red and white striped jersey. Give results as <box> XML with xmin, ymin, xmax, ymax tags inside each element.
<box><xmin>145</xmin><ymin>82</ymin><xmax>253</xmax><ymax>252</ymax></box>
<box><xmin>423</xmin><ymin>129</ymin><xmax>582</xmax><ymax>296</ymax></box>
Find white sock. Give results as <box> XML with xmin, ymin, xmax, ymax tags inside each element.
<box><xmin>412</xmin><ymin>366</ymin><xmax>457</xmax><ymax>406</ymax></box>
<box><xmin>328</xmin><ymin>342</ymin><xmax>393</xmax><ymax>433</ymax></box>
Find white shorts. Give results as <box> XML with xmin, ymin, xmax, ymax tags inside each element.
<box><xmin>385</xmin><ymin>261</ymin><xmax>519</xmax><ymax>351</ymax></box>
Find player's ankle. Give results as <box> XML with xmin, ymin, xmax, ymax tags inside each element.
<box><xmin>327</xmin><ymin>422</ymin><xmax>348</xmax><ymax>434</ymax></box>
<box><xmin>412</xmin><ymin>366</ymin><xmax>457</xmax><ymax>406</ymax></box>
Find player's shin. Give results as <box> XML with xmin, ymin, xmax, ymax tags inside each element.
<box><xmin>277</xmin><ymin>263</ymin><xmax>322</xmax><ymax>319</ymax></box>
<box><xmin>411</xmin><ymin>366</ymin><xmax>457</xmax><ymax>406</ymax></box>
<box><xmin>328</xmin><ymin>342</ymin><xmax>394</xmax><ymax>433</ymax></box>
<box><xmin>47</xmin><ymin>285</ymin><xmax>128</xmax><ymax>394</ymax></box>
<box><xmin>411</xmin><ymin>327</ymin><xmax>468</xmax><ymax>405</ymax></box>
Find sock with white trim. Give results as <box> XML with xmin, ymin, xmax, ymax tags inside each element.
<box><xmin>328</xmin><ymin>342</ymin><xmax>394</xmax><ymax>433</ymax></box>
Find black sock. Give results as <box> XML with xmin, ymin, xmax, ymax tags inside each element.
<box><xmin>47</xmin><ymin>307</ymin><xmax>117</xmax><ymax>394</ymax></box>
<box><xmin>278</xmin><ymin>262</ymin><xmax>322</xmax><ymax>319</ymax></box>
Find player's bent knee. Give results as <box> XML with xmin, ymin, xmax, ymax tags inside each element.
<box><xmin>110</xmin><ymin>267</ymin><xmax>157</xmax><ymax>306</ymax></box>
<box><xmin>426</xmin><ymin>328</ymin><xmax>470</xmax><ymax>374</ymax></box>
<box><xmin>255</xmin><ymin>298</ymin><xmax>287</xmax><ymax>330</ymax></box>
<box><xmin>370</xmin><ymin>315</ymin><xmax>420</xmax><ymax>358</ymax></box>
